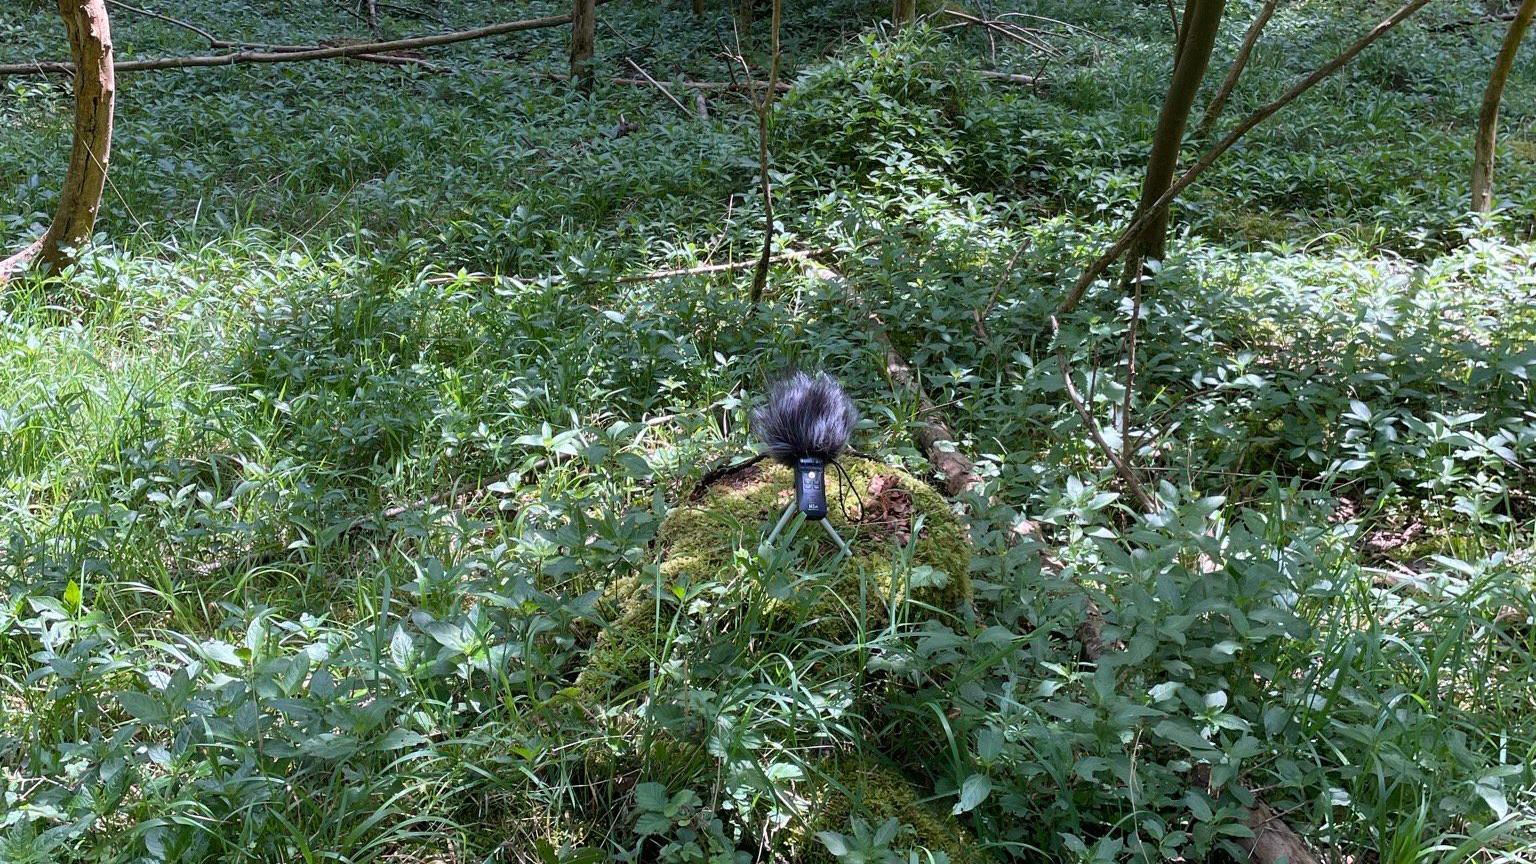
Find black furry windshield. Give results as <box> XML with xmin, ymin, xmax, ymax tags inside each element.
<box><xmin>751</xmin><ymin>372</ymin><xmax>859</xmax><ymax>465</ymax></box>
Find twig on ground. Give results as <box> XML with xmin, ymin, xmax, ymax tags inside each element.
<box><xmin>106</xmin><ymin>0</ymin><xmax>217</xmax><ymax>43</ymax></box>
<box><xmin>623</xmin><ymin>57</ymin><xmax>694</xmax><ymax>117</ymax></box>
<box><xmin>616</xmin><ymin>247</ymin><xmax>833</xmax><ymax>284</ymax></box>
<box><xmin>549</xmin><ymin>73</ymin><xmax>792</xmax><ymax>91</ymax></box>
<box><xmin>691</xmin><ymin>454</ymin><xmax>767</xmax><ymax>500</ymax></box>
<box><xmin>0</xmin><ymin>238</ymin><xmax>46</xmax><ymax>286</ymax></box>
<box><xmin>994</xmin><ymin>11</ymin><xmax>1114</xmax><ymax>43</ymax></box>
<box><xmin>977</xmin><ymin>69</ymin><xmax>1043</xmax><ymax>85</ymax></box>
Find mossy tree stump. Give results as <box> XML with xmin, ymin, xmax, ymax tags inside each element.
<box><xmin>572</xmin><ymin>457</ymin><xmax>987</xmax><ymax>862</ymax></box>
<box><xmin>578</xmin><ymin>457</ymin><xmax>972</xmax><ymax>699</ymax></box>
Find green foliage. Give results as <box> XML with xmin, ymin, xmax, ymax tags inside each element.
<box><xmin>2</xmin><ymin>0</ymin><xmax>1536</xmax><ymax>860</ymax></box>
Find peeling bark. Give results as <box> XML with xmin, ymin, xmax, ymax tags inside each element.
<box><xmin>3</xmin><ymin>0</ymin><xmax>115</xmax><ymax>282</ymax></box>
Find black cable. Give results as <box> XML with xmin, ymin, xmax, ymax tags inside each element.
<box><xmin>829</xmin><ymin>458</ymin><xmax>863</xmax><ymax>530</ymax></box>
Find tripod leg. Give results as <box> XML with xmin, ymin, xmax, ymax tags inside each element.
<box><xmin>820</xmin><ymin>520</ymin><xmax>852</xmax><ymax>559</ymax></box>
<box><xmin>764</xmin><ymin>499</ymin><xmax>799</xmax><ymax>549</ymax></box>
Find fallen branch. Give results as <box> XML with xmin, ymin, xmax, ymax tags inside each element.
<box><xmin>942</xmin><ymin>9</ymin><xmax>1064</xmax><ymax>56</ymax></box>
<box><xmin>0</xmin><ymin>238</ymin><xmax>45</xmax><ymax>285</ymax></box>
<box><xmin>0</xmin><ymin>9</ymin><xmax>584</xmax><ymax>75</ymax></box>
<box><xmin>1055</xmin><ymin>0</ymin><xmax>1435</xmax><ymax>315</ymax></box>
<box><xmin>614</xmin><ymin>247</ymin><xmax>832</xmax><ymax>284</ymax></box>
<box><xmin>420</xmin><ymin>245</ymin><xmax>841</xmax><ymax>287</ymax></box>
<box><xmin>993</xmin><ymin>11</ymin><xmax>1114</xmax><ymax>43</ymax></box>
<box><xmin>978</xmin><ymin>70</ymin><xmax>1042</xmax><ymax>85</ymax></box>
<box><xmin>608</xmin><ymin>76</ymin><xmax>791</xmax><ymax>92</ymax></box>
<box><xmin>623</xmin><ymin>57</ymin><xmax>693</xmax><ymax>117</ymax></box>
<box><xmin>806</xmin><ymin>256</ymin><xmax>984</xmax><ymax>497</ymax></box>
<box><xmin>103</xmin><ymin>1</ymin><xmax>446</xmax><ymax>69</ymax></box>
<box><xmin>691</xmin><ymin>453</ymin><xmax>767</xmax><ymax>500</ymax></box>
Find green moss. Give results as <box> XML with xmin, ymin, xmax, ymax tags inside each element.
<box><xmin>791</xmin><ymin>756</ymin><xmax>989</xmax><ymax>864</ymax></box>
<box><xmin>577</xmin><ymin>457</ymin><xmax>973</xmax><ymax>700</ymax></box>
<box><xmin>570</xmin><ymin>459</ymin><xmax>984</xmax><ymax>862</ymax></box>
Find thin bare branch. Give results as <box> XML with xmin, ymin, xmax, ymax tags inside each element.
<box><xmin>623</xmin><ymin>57</ymin><xmax>693</xmax><ymax>117</ymax></box>
<box><xmin>1053</xmin><ymin>315</ymin><xmax>1159</xmax><ymax>512</ymax></box>
<box><xmin>1055</xmin><ymin>0</ymin><xmax>1436</xmax><ymax>316</ymax></box>
<box><xmin>106</xmin><ymin>0</ymin><xmax>217</xmax><ymax>44</ymax></box>
<box><xmin>1</xmin><ymin>9</ymin><xmax>586</xmax><ymax>76</ymax></box>
<box><xmin>1197</xmin><ymin>0</ymin><xmax>1279</xmax><ymax>136</ymax></box>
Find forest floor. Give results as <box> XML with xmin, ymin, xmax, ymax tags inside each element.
<box><xmin>2</xmin><ymin>0</ymin><xmax>1536</xmax><ymax>861</ymax></box>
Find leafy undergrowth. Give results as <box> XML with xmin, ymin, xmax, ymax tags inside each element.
<box><xmin>2</xmin><ymin>0</ymin><xmax>1535</xmax><ymax>861</ymax></box>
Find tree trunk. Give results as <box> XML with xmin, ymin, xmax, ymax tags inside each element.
<box><xmin>893</xmin><ymin>0</ymin><xmax>917</xmax><ymax>27</ymax></box>
<box><xmin>1055</xmin><ymin>0</ymin><xmax>1433</xmax><ymax>317</ymax></box>
<box><xmin>1172</xmin><ymin>0</ymin><xmax>1195</xmax><ymax>64</ymax></box>
<box><xmin>1129</xmin><ymin>0</ymin><xmax>1225</xmax><ymax>262</ymax></box>
<box><xmin>569</xmin><ymin>0</ymin><xmax>596</xmax><ymax>93</ymax></box>
<box><xmin>1197</xmin><ymin>0</ymin><xmax>1278</xmax><ymax>136</ymax></box>
<box><xmin>1471</xmin><ymin>0</ymin><xmax>1535</xmax><ymax>211</ymax></box>
<box><xmin>692</xmin><ymin>0</ymin><xmax>704</xmax><ymax>16</ymax></box>
<box><xmin>2</xmin><ymin>0</ymin><xmax>115</xmax><ymax>283</ymax></box>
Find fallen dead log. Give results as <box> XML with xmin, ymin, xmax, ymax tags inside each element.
<box><xmin>802</xmin><ymin>255</ymin><xmax>984</xmax><ymax>497</ymax></box>
<box><xmin>615</xmin><ymin>247</ymin><xmax>832</xmax><ymax>284</ymax></box>
<box><xmin>102</xmin><ymin>0</ymin><xmax>442</xmax><ymax>69</ymax></box>
<box><xmin>1240</xmin><ymin>801</ymin><xmax>1321</xmax><ymax>864</ymax></box>
<box><xmin>978</xmin><ymin>70</ymin><xmax>1042</xmax><ymax>85</ymax></box>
